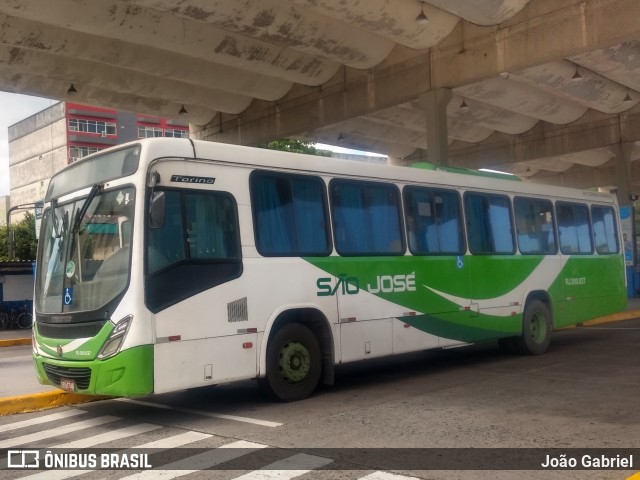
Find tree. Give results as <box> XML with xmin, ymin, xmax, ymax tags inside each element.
<box><xmin>0</xmin><ymin>212</ymin><xmax>38</xmax><ymax>261</ymax></box>
<box><xmin>260</xmin><ymin>139</ymin><xmax>332</xmax><ymax>157</ymax></box>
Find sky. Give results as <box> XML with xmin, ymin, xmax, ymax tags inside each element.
<box><xmin>0</xmin><ymin>92</ymin><xmax>57</xmax><ymax>197</ymax></box>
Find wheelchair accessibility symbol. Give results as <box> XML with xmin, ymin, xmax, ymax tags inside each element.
<box><xmin>456</xmin><ymin>256</ymin><xmax>465</xmax><ymax>269</ymax></box>
<box><xmin>64</xmin><ymin>287</ymin><xmax>73</xmax><ymax>306</ymax></box>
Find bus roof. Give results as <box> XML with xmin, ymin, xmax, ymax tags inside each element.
<box><xmin>58</xmin><ymin>138</ymin><xmax>616</xmax><ymax>206</ymax></box>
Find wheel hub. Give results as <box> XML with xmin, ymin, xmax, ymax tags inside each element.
<box><xmin>278</xmin><ymin>340</ymin><xmax>310</xmax><ymax>384</ymax></box>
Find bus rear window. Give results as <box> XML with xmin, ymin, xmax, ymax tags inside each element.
<box><xmin>591</xmin><ymin>205</ymin><xmax>619</xmax><ymax>254</ymax></box>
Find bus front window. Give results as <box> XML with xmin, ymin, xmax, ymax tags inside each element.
<box><xmin>36</xmin><ymin>187</ymin><xmax>135</xmax><ymax>315</ymax></box>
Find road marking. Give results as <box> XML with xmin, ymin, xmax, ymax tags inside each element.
<box><xmin>136</xmin><ymin>430</ymin><xmax>212</xmax><ymax>449</ymax></box>
<box><xmin>360</xmin><ymin>472</ymin><xmax>421</xmax><ymax>480</ymax></box>
<box><xmin>0</xmin><ymin>423</ymin><xmax>162</xmax><ymax>471</ymax></box>
<box><xmin>53</xmin><ymin>423</ymin><xmax>162</xmax><ymax>449</ymax></box>
<box><xmin>232</xmin><ymin>452</ymin><xmax>334</xmax><ymax>479</ymax></box>
<box><xmin>0</xmin><ymin>409</ymin><xmax>84</xmax><ymax>433</ymax></box>
<box><xmin>0</xmin><ymin>415</ymin><xmax>120</xmax><ymax>448</ymax></box>
<box><xmin>120</xmin><ymin>440</ymin><xmax>268</xmax><ymax>479</ymax></box>
<box><xmin>116</xmin><ymin>398</ymin><xmax>283</xmax><ymax>428</ymax></box>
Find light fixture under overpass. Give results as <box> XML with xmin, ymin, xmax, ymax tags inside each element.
<box><xmin>415</xmin><ymin>1</ymin><xmax>429</xmax><ymax>25</ymax></box>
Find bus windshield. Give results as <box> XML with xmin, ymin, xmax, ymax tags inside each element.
<box><xmin>36</xmin><ymin>186</ymin><xmax>135</xmax><ymax>315</ymax></box>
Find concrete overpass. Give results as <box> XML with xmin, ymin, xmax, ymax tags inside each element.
<box><xmin>2</xmin><ymin>0</ymin><xmax>640</xmax><ymax>201</ymax></box>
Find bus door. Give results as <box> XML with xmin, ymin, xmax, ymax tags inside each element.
<box><xmin>403</xmin><ymin>187</ymin><xmax>470</xmax><ymax>349</ymax></box>
<box><xmin>464</xmin><ymin>192</ymin><xmax>518</xmax><ymax>343</ymax></box>
<box><xmin>329</xmin><ymin>180</ymin><xmax>406</xmax><ymax>362</ymax></box>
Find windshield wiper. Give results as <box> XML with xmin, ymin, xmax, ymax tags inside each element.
<box><xmin>72</xmin><ymin>183</ymin><xmax>103</xmax><ymax>234</ymax></box>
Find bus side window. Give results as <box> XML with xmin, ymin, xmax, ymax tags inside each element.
<box><xmin>147</xmin><ymin>190</ymin><xmax>185</xmax><ymax>274</ymax></box>
<box><xmin>250</xmin><ymin>171</ymin><xmax>330</xmax><ymax>256</ymax></box>
<box><xmin>145</xmin><ymin>188</ymin><xmax>242</xmax><ymax>312</ymax></box>
<box><xmin>331</xmin><ymin>180</ymin><xmax>404</xmax><ymax>256</ymax></box>
<box><xmin>557</xmin><ymin>202</ymin><xmax>593</xmax><ymax>254</ymax></box>
<box><xmin>403</xmin><ymin>186</ymin><xmax>464</xmax><ymax>255</ymax></box>
<box><xmin>514</xmin><ymin>197</ymin><xmax>557</xmax><ymax>254</ymax></box>
<box><xmin>464</xmin><ymin>192</ymin><xmax>515</xmax><ymax>254</ymax></box>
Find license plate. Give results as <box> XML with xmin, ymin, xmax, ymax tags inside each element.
<box><xmin>60</xmin><ymin>378</ymin><xmax>75</xmax><ymax>392</ymax></box>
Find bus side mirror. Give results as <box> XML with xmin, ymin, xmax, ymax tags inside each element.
<box><xmin>149</xmin><ymin>191</ymin><xmax>166</xmax><ymax>229</ymax></box>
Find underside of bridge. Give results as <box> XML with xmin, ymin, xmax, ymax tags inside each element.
<box><xmin>2</xmin><ymin>0</ymin><xmax>640</xmax><ymax>199</ymax></box>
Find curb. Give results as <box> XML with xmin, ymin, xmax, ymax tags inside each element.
<box><xmin>560</xmin><ymin>309</ymin><xmax>640</xmax><ymax>330</ymax></box>
<box><xmin>0</xmin><ymin>390</ymin><xmax>111</xmax><ymax>416</ymax></box>
<box><xmin>0</xmin><ymin>337</ymin><xmax>32</xmax><ymax>347</ymax></box>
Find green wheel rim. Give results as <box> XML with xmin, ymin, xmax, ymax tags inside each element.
<box><xmin>278</xmin><ymin>340</ymin><xmax>311</xmax><ymax>384</ymax></box>
<box><xmin>529</xmin><ymin>312</ymin><xmax>547</xmax><ymax>344</ymax></box>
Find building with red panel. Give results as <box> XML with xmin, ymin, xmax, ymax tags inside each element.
<box><xmin>7</xmin><ymin>102</ymin><xmax>188</xmax><ymax>209</ymax></box>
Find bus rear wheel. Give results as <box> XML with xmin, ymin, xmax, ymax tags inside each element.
<box><xmin>260</xmin><ymin>322</ymin><xmax>321</xmax><ymax>402</ymax></box>
<box><xmin>516</xmin><ymin>299</ymin><xmax>551</xmax><ymax>355</ymax></box>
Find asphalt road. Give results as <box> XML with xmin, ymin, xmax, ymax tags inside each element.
<box><xmin>2</xmin><ymin>319</ymin><xmax>640</xmax><ymax>479</ymax></box>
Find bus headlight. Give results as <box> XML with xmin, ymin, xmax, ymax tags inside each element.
<box><xmin>98</xmin><ymin>316</ymin><xmax>132</xmax><ymax>359</ymax></box>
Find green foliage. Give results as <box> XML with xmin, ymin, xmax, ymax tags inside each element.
<box><xmin>0</xmin><ymin>212</ymin><xmax>38</xmax><ymax>261</ymax></box>
<box><xmin>260</xmin><ymin>139</ymin><xmax>332</xmax><ymax>157</ymax></box>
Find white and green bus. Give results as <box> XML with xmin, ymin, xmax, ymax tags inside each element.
<box><xmin>33</xmin><ymin>138</ymin><xmax>626</xmax><ymax>401</ymax></box>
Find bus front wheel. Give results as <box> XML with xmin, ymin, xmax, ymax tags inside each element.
<box><xmin>260</xmin><ymin>322</ymin><xmax>321</xmax><ymax>402</ymax></box>
<box><xmin>516</xmin><ymin>299</ymin><xmax>551</xmax><ymax>355</ymax></box>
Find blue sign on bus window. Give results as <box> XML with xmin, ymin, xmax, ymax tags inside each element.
<box><xmin>63</xmin><ymin>288</ymin><xmax>73</xmax><ymax>306</ymax></box>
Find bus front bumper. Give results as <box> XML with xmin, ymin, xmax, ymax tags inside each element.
<box><xmin>34</xmin><ymin>344</ymin><xmax>154</xmax><ymax>397</ymax></box>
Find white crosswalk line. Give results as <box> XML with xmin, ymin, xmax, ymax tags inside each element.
<box><xmin>0</xmin><ymin>423</ymin><xmax>161</xmax><ymax>471</ymax></box>
<box><xmin>0</xmin><ymin>415</ymin><xmax>120</xmax><ymax>448</ymax></box>
<box><xmin>359</xmin><ymin>472</ymin><xmax>421</xmax><ymax>480</ymax></box>
<box><xmin>120</xmin><ymin>440</ymin><xmax>268</xmax><ymax>480</ymax></box>
<box><xmin>2</xmin><ymin>415</ymin><xmax>418</xmax><ymax>480</ymax></box>
<box><xmin>117</xmin><ymin>398</ymin><xmax>283</xmax><ymax>427</ymax></box>
<box><xmin>0</xmin><ymin>410</ymin><xmax>84</xmax><ymax>433</ymax></box>
<box><xmin>136</xmin><ymin>431</ymin><xmax>212</xmax><ymax>449</ymax></box>
<box><xmin>231</xmin><ymin>452</ymin><xmax>334</xmax><ymax>479</ymax></box>
<box><xmin>18</xmin><ymin>431</ymin><xmax>213</xmax><ymax>480</ymax></box>
<box><xmin>53</xmin><ymin>423</ymin><xmax>161</xmax><ymax>449</ymax></box>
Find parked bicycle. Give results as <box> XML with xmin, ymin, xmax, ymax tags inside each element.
<box><xmin>0</xmin><ymin>301</ymin><xmax>33</xmax><ymax>330</ymax></box>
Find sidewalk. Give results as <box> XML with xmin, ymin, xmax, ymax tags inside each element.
<box><xmin>2</xmin><ymin>300</ymin><xmax>640</xmax><ymax>416</ymax></box>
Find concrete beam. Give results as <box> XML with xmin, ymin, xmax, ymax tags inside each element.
<box><xmin>195</xmin><ymin>0</ymin><xmax>640</xmax><ymax>145</ymax></box>
<box><xmin>447</xmin><ymin>107</ymin><xmax>640</xmax><ymax>169</ymax></box>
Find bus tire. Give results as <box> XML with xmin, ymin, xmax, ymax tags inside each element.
<box><xmin>17</xmin><ymin>312</ymin><xmax>33</xmax><ymax>329</ymax></box>
<box><xmin>515</xmin><ymin>299</ymin><xmax>551</xmax><ymax>355</ymax></box>
<box><xmin>260</xmin><ymin>322</ymin><xmax>321</xmax><ymax>402</ymax></box>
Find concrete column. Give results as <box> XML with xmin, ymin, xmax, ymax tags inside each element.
<box><xmin>418</xmin><ymin>88</ymin><xmax>452</xmax><ymax>166</ymax></box>
<box><xmin>614</xmin><ymin>142</ymin><xmax>635</xmax><ymax>206</ymax></box>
